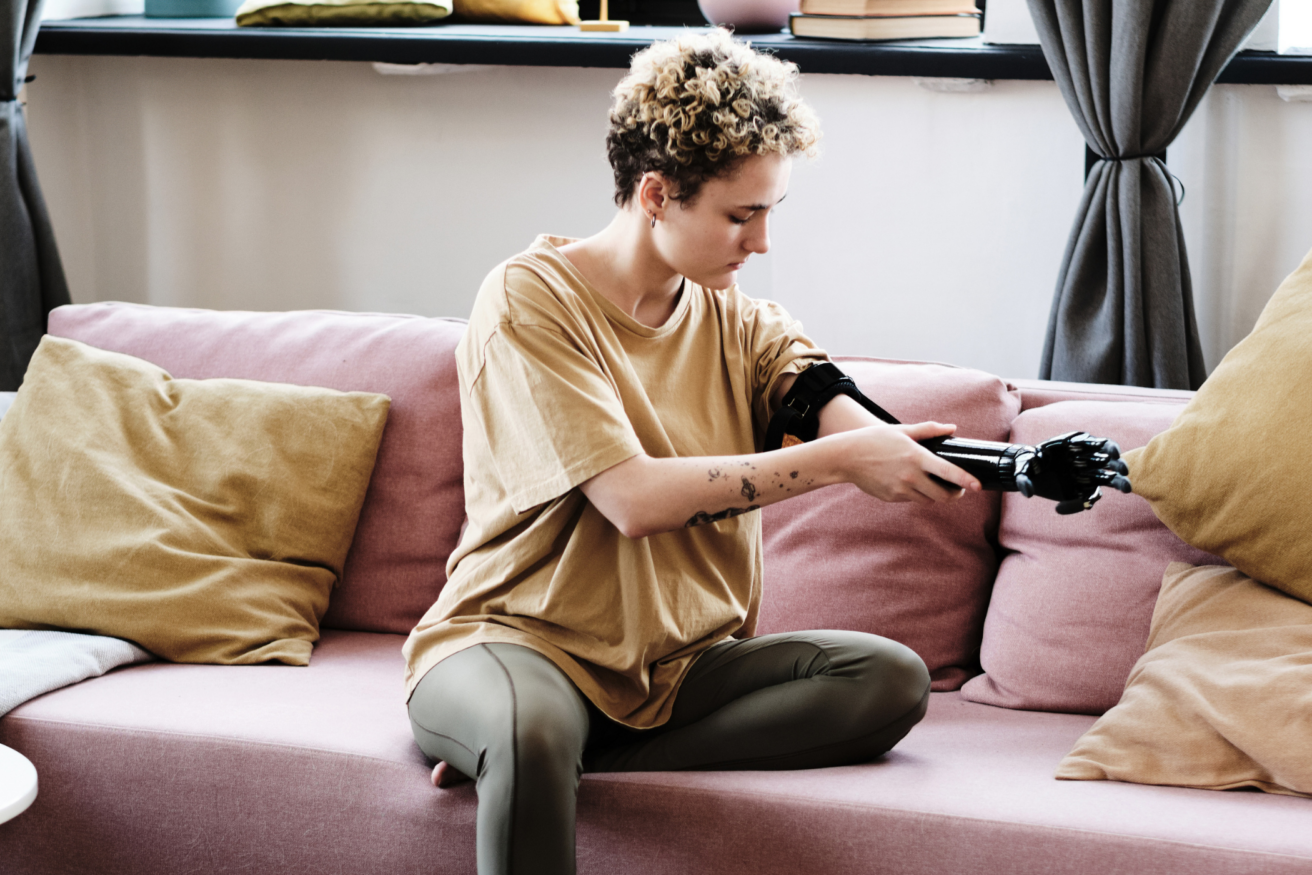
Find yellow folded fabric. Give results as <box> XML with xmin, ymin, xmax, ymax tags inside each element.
<box><xmin>0</xmin><ymin>337</ymin><xmax>390</xmax><ymax>666</ymax></box>
<box><xmin>236</xmin><ymin>0</ymin><xmax>452</xmax><ymax>27</ymax></box>
<box><xmin>1058</xmin><ymin>562</ymin><xmax>1312</xmax><ymax>797</ymax></box>
<box><xmin>1125</xmin><ymin>244</ymin><xmax>1312</xmax><ymax>604</ymax></box>
<box><xmin>451</xmin><ymin>0</ymin><xmax>578</xmax><ymax>24</ymax></box>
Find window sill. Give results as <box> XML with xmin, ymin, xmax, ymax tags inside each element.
<box><xmin>33</xmin><ymin>17</ymin><xmax>1312</xmax><ymax>83</ymax></box>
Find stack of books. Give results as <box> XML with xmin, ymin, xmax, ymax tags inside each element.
<box><xmin>790</xmin><ymin>0</ymin><xmax>981</xmax><ymax>40</ymax></box>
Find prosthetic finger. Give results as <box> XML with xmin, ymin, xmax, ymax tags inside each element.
<box><xmin>1056</xmin><ymin>494</ymin><xmax>1100</xmax><ymax>515</ymax></box>
<box><xmin>1092</xmin><ymin>468</ymin><xmax>1133</xmax><ymax>493</ymax></box>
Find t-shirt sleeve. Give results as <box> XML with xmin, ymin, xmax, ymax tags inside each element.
<box><xmin>744</xmin><ymin>297</ymin><xmax>829</xmax><ymax>437</ymax></box>
<box><xmin>467</xmin><ymin>322</ymin><xmax>646</xmax><ymax>515</ymax></box>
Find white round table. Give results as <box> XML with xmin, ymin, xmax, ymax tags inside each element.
<box><xmin>0</xmin><ymin>744</ymin><xmax>38</xmax><ymax>824</ymax></box>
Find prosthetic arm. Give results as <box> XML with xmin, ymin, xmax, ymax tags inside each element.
<box><xmin>764</xmin><ymin>363</ymin><xmax>1131</xmax><ymax>514</ymax></box>
<box><xmin>918</xmin><ymin>432</ymin><xmax>1131</xmax><ymax>514</ymax></box>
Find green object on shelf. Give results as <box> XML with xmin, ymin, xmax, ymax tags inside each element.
<box><xmin>145</xmin><ymin>0</ymin><xmax>244</xmax><ymax>17</ymax></box>
<box><xmin>235</xmin><ymin>0</ymin><xmax>453</xmax><ymax>27</ymax></box>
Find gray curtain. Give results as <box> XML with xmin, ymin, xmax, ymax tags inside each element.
<box><xmin>2</xmin><ymin>0</ymin><xmax>68</xmax><ymax>391</ymax></box>
<box><xmin>1028</xmin><ymin>0</ymin><xmax>1272</xmax><ymax>389</ymax></box>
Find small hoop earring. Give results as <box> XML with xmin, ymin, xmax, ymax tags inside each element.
<box><xmin>649</xmin><ymin>213</ymin><xmax>656</xmax><ymax>229</ymax></box>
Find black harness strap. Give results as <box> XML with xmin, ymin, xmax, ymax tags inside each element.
<box><xmin>764</xmin><ymin>363</ymin><xmax>900</xmax><ymax>451</ymax></box>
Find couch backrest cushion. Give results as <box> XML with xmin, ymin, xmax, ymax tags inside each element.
<box><xmin>48</xmin><ymin>303</ymin><xmax>467</xmax><ymax>635</ymax></box>
<box><xmin>759</xmin><ymin>357</ymin><xmax>1021</xmax><ymax>690</ymax></box>
<box><xmin>958</xmin><ymin>399</ymin><xmax>1224</xmax><ymax>715</ymax></box>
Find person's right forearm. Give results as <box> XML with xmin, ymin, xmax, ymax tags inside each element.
<box><xmin>580</xmin><ymin>439</ymin><xmax>846</xmax><ymax>539</ymax></box>
<box><xmin>580</xmin><ymin>422</ymin><xmax>980</xmax><ymax>539</ymax></box>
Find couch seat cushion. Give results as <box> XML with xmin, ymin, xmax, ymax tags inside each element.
<box><xmin>4</xmin><ymin>634</ymin><xmax>1310</xmax><ymax>875</ymax></box>
<box><xmin>48</xmin><ymin>303</ymin><xmax>468</xmax><ymax>636</ymax></box>
<box><xmin>0</xmin><ymin>631</ymin><xmax>460</xmax><ymax>875</ymax></box>
<box><xmin>580</xmin><ymin>696</ymin><xmax>1312</xmax><ymax>875</ymax></box>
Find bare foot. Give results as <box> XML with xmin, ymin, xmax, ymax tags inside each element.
<box><xmin>431</xmin><ymin>761</ymin><xmax>473</xmax><ymax>788</ymax></box>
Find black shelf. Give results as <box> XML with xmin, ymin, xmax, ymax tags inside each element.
<box><xmin>33</xmin><ymin>16</ymin><xmax>1312</xmax><ymax>83</ymax></box>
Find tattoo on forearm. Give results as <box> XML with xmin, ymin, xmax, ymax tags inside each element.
<box><xmin>690</xmin><ymin>464</ymin><xmax>805</xmax><ymax>528</ymax></box>
<box><xmin>685</xmin><ymin>506</ymin><xmax>760</xmax><ymax>528</ymax></box>
<box><xmin>740</xmin><ymin>477</ymin><xmax>758</xmax><ymax>501</ymax></box>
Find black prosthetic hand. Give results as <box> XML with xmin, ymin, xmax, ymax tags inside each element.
<box><xmin>762</xmin><ymin>363</ymin><xmax>1130</xmax><ymax>514</ymax></box>
<box><xmin>921</xmin><ymin>432</ymin><xmax>1132</xmax><ymax>514</ymax></box>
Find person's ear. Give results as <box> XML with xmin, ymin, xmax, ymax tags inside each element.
<box><xmin>637</xmin><ymin>172</ymin><xmax>672</xmax><ymax>223</ymax></box>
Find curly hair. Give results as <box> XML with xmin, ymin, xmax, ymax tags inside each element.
<box><xmin>606</xmin><ymin>29</ymin><xmax>820</xmax><ymax>207</ymax></box>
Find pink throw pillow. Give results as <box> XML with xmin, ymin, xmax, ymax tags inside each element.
<box><xmin>958</xmin><ymin>400</ymin><xmax>1224</xmax><ymax>714</ymax></box>
<box><xmin>759</xmin><ymin>358</ymin><xmax>1021</xmax><ymax>690</ymax></box>
<box><xmin>47</xmin><ymin>303</ymin><xmax>467</xmax><ymax>635</ymax></box>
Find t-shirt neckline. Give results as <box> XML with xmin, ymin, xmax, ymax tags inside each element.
<box><xmin>535</xmin><ymin>235</ymin><xmax>693</xmax><ymax>339</ymax></box>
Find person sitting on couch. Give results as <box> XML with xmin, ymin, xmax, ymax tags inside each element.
<box><xmin>402</xmin><ymin>28</ymin><xmax>981</xmax><ymax>875</ymax></box>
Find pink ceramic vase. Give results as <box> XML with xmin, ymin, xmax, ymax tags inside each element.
<box><xmin>697</xmin><ymin>0</ymin><xmax>800</xmax><ymax>33</ymax></box>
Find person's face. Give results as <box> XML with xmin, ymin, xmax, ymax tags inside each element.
<box><xmin>648</xmin><ymin>153</ymin><xmax>792</xmax><ymax>291</ymax></box>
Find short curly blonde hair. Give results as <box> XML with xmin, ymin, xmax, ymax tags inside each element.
<box><xmin>606</xmin><ymin>29</ymin><xmax>820</xmax><ymax>207</ymax></box>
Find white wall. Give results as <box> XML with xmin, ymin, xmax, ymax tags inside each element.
<box><xmin>24</xmin><ymin>53</ymin><xmax>1312</xmax><ymax>378</ymax></box>
<box><xmin>1172</xmin><ymin>83</ymin><xmax>1312</xmax><ymax>372</ymax></box>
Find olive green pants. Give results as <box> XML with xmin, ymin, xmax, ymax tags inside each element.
<box><xmin>407</xmin><ymin>630</ymin><xmax>930</xmax><ymax>875</ymax></box>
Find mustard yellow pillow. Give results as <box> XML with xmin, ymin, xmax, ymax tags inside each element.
<box><xmin>1058</xmin><ymin>562</ymin><xmax>1312</xmax><ymax>797</ymax></box>
<box><xmin>236</xmin><ymin>0</ymin><xmax>452</xmax><ymax>27</ymax></box>
<box><xmin>1126</xmin><ymin>245</ymin><xmax>1312</xmax><ymax>604</ymax></box>
<box><xmin>0</xmin><ymin>337</ymin><xmax>390</xmax><ymax>666</ymax></box>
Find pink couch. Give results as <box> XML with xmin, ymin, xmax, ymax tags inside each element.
<box><xmin>3</xmin><ymin>302</ymin><xmax>1310</xmax><ymax>874</ymax></box>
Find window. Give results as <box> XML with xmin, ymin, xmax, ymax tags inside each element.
<box><xmin>1282</xmin><ymin>0</ymin><xmax>1312</xmax><ymax>55</ymax></box>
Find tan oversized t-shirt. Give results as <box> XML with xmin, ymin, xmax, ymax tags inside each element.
<box><xmin>402</xmin><ymin>236</ymin><xmax>826</xmax><ymax>728</ymax></box>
